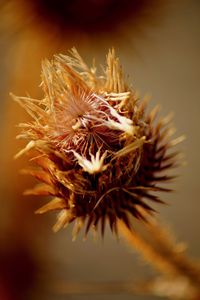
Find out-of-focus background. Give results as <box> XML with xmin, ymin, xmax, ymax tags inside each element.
<box><xmin>0</xmin><ymin>0</ymin><xmax>199</xmax><ymax>299</ymax></box>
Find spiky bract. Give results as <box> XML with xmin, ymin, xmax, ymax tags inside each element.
<box><xmin>14</xmin><ymin>49</ymin><xmax>182</xmax><ymax>238</ymax></box>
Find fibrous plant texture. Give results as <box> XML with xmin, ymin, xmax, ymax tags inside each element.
<box><xmin>13</xmin><ymin>49</ymin><xmax>182</xmax><ymax>239</ymax></box>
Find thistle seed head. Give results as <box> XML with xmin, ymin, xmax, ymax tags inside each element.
<box><xmin>13</xmin><ymin>48</ymin><xmax>183</xmax><ymax>239</ymax></box>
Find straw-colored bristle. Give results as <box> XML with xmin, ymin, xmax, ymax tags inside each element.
<box><xmin>13</xmin><ymin>49</ymin><xmax>183</xmax><ymax>238</ymax></box>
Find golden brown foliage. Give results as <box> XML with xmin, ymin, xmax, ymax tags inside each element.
<box><xmin>13</xmin><ymin>49</ymin><xmax>183</xmax><ymax>238</ymax></box>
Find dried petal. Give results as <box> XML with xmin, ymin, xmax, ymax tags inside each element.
<box><xmin>14</xmin><ymin>49</ymin><xmax>183</xmax><ymax>238</ymax></box>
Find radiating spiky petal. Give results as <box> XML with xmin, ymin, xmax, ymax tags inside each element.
<box><xmin>14</xmin><ymin>49</ymin><xmax>183</xmax><ymax>238</ymax></box>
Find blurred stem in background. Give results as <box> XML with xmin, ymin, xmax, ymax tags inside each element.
<box><xmin>47</xmin><ymin>217</ymin><xmax>200</xmax><ymax>299</ymax></box>
<box><xmin>118</xmin><ymin>215</ymin><xmax>200</xmax><ymax>299</ymax></box>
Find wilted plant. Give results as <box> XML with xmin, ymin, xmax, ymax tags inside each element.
<box><xmin>12</xmin><ymin>48</ymin><xmax>183</xmax><ymax>238</ymax></box>
<box><xmin>12</xmin><ymin>49</ymin><xmax>200</xmax><ymax>299</ymax></box>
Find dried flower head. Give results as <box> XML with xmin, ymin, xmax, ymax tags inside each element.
<box><xmin>4</xmin><ymin>0</ymin><xmax>164</xmax><ymax>35</ymax></box>
<box><xmin>13</xmin><ymin>49</ymin><xmax>183</xmax><ymax>239</ymax></box>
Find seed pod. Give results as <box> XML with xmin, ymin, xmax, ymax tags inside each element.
<box><xmin>13</xmin><ymin>49</ymin><xmax>183</xmax><ymax>239</ymax></box>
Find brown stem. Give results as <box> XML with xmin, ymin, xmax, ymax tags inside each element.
<box><xmin>118</xmin><ymin>217</ymin><xmax>200</xmax><ymax>299</ymax></box>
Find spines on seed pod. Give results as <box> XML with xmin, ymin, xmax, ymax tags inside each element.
<box><xmin>13</xmin><ymin>49</ymin><xmax>184</xmax><ymax>239</ymax></box>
